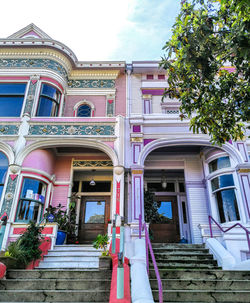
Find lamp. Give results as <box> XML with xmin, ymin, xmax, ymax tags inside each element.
<box><xmin>89</xmin><ymin>169</ymin><xmax>96</xmax><ymax>186</ymax></box>
<box><xmin>161</xmin><ymin>170</ymin><xmax>167</xmax><ymax>189</ymax></box>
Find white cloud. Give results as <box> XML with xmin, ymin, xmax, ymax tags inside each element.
<box><xmin>0</xmin><ymin>0</ymin><xmax>180</xmax><ymax>61</ymax></box>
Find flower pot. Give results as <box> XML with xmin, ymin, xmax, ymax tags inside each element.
<box><xmin>99</xmin><ymin>256</ymin><xmax>112</xmax><ymax>270</ymax></box>
<box><xmin>56</xmin><ymin>230</ymin><xmax>66</xmax><ymax>245</ymax></box>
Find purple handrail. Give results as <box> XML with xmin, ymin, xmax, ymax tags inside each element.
<box><xmin>208</xmin><ymin>215</ymin><xmax>250</xmax><ymax>252</ymax></box>
<box><xmin>139</xmin><ymin>214</ymin><xmax>163</xmax><ymax>303</ymax></box>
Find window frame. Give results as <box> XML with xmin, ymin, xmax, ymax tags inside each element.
<box><xmin>0</xmin><ymin>151</ymin><xmax>9</xmax><ymax>203</ymax></box>
<box><xmin>73</xmin><ymin>100</ymin><xmax>95</xmax><ymax>117</ymax></box>
<box><xmin>15</xmin><ymin>176</ymin><xmax>49</xmax><ymax>224</ymax></box>
<box><xmin>35</xmin><ymin>82</ymin><xmax>62</xmax><ymax>117</ymax></box>
<box><xmin>0</xmin><ymin>82</ymin><xmax>27</xmax><ymax>117</ymax></box>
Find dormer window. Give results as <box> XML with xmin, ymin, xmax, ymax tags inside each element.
<box><xmin>36</xmin><ymin>83</ymin><xmax>61</xmax><ymax>117</ymax></box>
<box><xmin>0</xmin><ymin>83</ymin><xmax>27</xmax><ymax>117</ymax></box>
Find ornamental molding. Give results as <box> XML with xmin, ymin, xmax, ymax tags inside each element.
<box><xmin>0</xmin><ymin>124</ymin><xmax>19</xmax><ymax>135</ymax></box>
<box><xmin>0</xmin><ymin>48</ymin><xmax>72</xmax><ymax>72</ymax></box>
<box><xmin>66</xmin><ymin>88</ymin><xmax>116</xmax><ymax>96</ymax></box>
<box><xmin>130</xmin><ymin>137</ymin><xmax>143</xmax><ymax>142</ymax></box>
<box><xmin>0</xmin><ymin>57</ymin><xmax>68</xmax><ymax>79</ymax></box>
<box><xmin>28</xmin><ymin>123</ymin><xmax>115</xmax><ymax>136</ymax></box>
<box><xmin>238</xmin><ymin>169</ymin><xmax>250</xmax><ymax>173</ymax></box>
<box><xmin>131</xmin><ymin>170</ymin><xmax>143</xmax><ymax>174</ymax></box>
<box><xmin>69</xmin><ymin>70</ymin><xmax>120</xmax><ymax>80</ymax></box>
<box><xmin>73</xmin><ymin>160</ymin><xmax>113</xmax><ymax>168</ymax></box>
<box><xmin>68</xmin><ymin>79</ymin><xmax>115</xmax><ymax>89</ymax></box>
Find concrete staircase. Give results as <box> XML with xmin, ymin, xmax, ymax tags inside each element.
<box><xmin>0</xmin><ymin>269</ymin><xmax>111</xmax><ymax>302</ymax></box>
<box><xmin>38</xmin><ymin>245</ymin><xmax>101</xmax><ymax>269</ymax></box>
<box><xmin>149</xmin><ymin>243</ymin><xmax>250</xmax><ymax>302</ymax></box>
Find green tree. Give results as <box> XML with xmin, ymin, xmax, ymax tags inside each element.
<box><xmin>160</xmin><ymin>0</ymin><xmax>250</xmax><ymax>145</ymax></box>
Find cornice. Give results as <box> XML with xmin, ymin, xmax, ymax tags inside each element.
<box><xmin>69</xmin><ymin>69</ymin><xmax>120</xmax><ymax>80</ymax></box>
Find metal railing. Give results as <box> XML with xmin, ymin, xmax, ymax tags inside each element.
<box><xmin>208</xmin><ymin>215</ymin><xmax>250</xmax><ymax>252</ymax></box>
<box><xmin>139</xmin><ymin>214</ymin><xmax>163</xmax><ymax>303</ymax></box>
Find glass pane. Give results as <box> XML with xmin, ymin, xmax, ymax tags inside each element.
<box><xmin>211</xmin><ymin>174</ymin><xmax>234</xmax><ymax>191</ymax></box>
<box><xmin>16</xmin><ymin>200</ymin><xmax>40</xmax><ymax>222</ymax></box>
<box><xmin>182</xmin><ymin>201</ymin><xmax>187</xmax><ymax>223</ymax></box>
<box><xmin>209</xmin><ymin>156</ymin><xmax>230</xmax><ymax>173</ymax></box>
<box><xmin>0</xmin><ymin>83</ymin><xmax>26</xmax><ymax>94</ymax></box>
<box><xmin>0</xmin><ymin>186</ymin><xmax>3</xmax><ymax>199</ymax></box>
<box><xmin>84</xmin><ymin>201</ymin><xmax>105</xmax><ymax>223</ymax></box>
<box><xmin>155</xmin><ymin>201</ymin><xmax>173</xmax><ymax>223</ymax></box>
<box><xmin>37</xmin><ymin>97</ymin><xmax>58</xmax><ymax>116</ymax></box>
<box><xmin>77</xmin><ymin>104</ymin><xmax>91</xmax><ymax>117</ymax></box>
<box><xmin>216</xmin><ymin>189</ymin><xmax>240</xmax><ymax>223</ymax></box>
<box><xmin>0</xmin><ymin>96</ymin><xmax>24</xmax><ymax>116</ymax></box>
<box><xmin>179</xmin><ymin>182</ymin><xmax>185</xmax><ymax>192</ymax></box>
<box><xmin>0</xmin><ymin>152</ymin><xmax>8</xmax><ymax>184</ymax></box>
<box><xmin>21</xmin><ymin>178</ymin><xmax>46</xmax><ymax>202</ymax></box>
<box><xmin>41</xmin><ymin>84</ymin><xmax>58</xmax><ymax>99</ymax></box>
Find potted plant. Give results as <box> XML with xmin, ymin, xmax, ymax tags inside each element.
<box><xmin>93</xmin><ymin>234</ymin><xmax>112</xmax><ymax>270</ymax></box>
<box><xmin>1</xmin><ymin>221</ymin><xmax>44</xmax><ymax>269</ymax></box>
<box><xmin>44</xmin><ymin>204</ymin><xmax>71</xmax><ymax>245</ymax></box>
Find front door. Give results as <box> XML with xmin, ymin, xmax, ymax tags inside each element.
<box><xmin>150</xmin><ymin>196</ymin><xmax>180</xmax><ymax>243</ymax></box>
<box><xmin>78</xmin><ymin>197</ymin><xmax>110</xmax><ymax>243</ymax></box>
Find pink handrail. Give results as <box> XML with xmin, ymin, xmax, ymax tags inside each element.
<box><xmin>208</xmin><ymin>215</ymin><xmax>250</xmax><ymax>252</ymax></box>
<box><xmin>139</xmin><ymin>214</ymin><xmax>163</xmax><ymax>303</ymax></box>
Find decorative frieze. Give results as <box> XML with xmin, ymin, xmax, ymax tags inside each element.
<box><xmin>23</xmin><ymin>78</ymin><xmax>39</xmax><ymax>115</ymax></box>
<box><xmin>28</xmin><ymin>124</ymin><xmax>115</xmax><ymax>136</ymax></box>
<box><xmin>0</xmin><ymin>58</ymin><xmax>67</xmax><ymax>79</ymax></box>
<box><xmin>0</xmin><ymin>125</ymin><xmax>19</xmax><ymax>135</ymax></box>
<box><xmin>73</xmin><ymin>160</ymin><xmax>113</xmax><ymax>168</ymax></box>
<box><xmin>68</xmin><ymin>79</ymin><xmax>115</xmax><ymax>89</ymax></box>
<box><xmin>0</xmin><ymin>175</ymin><xmax>18</xmax><ymax>217</ymax></box>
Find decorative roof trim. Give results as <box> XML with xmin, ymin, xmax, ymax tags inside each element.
<box><xmin>7</xmin><ymin>23</ymin><xmax>52</xmax><ymax>39</ymax></box>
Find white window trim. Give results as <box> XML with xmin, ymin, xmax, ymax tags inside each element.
<box><xmin>74</xmin><ymin>100</ymin><xmax>95</xmax><ymax>117</ymax></box>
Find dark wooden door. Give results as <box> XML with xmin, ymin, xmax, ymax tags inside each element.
<box><xmin>150</xmin><ymin>196</ymin><xmax>180</xmax><ymax>243</ymax></box>
<box><xmin>78</xmin><ymin>197</ymin><xmax>110</xmax><ymax>244</ymax></box>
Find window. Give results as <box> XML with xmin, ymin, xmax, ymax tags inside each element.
<box><xmin>36</xmin><ymin>83</ymin><xmax>61</xmax><ymax>116</ymax></box>
<box><xmin>158</xmin><ymin>75</ymin><xmax>165</xmax><ymax>80</ymax></box>
<box><xmin>144</xmin><ymin>99</ymin><xmax>151</xmax><ymax>114</ymax></box>
<box><xmin>77</xmin><ymin>104</ymin><xmax>91</xmax><ymax>117</ymax></box>
<box><xmin>16</xmin><ymin>178</ymin><xmax>47</xmax><ymax>223</ymax></box>
<box><xmin>84</xmin><ymin>201</ymin><xmax>105</xmax><ymax>223</ymax></box>
<box><xmin>146</xmin><ymin>74</ymin><xmax>154</xmax><ymax>80</ymax></box>
<box><xmin>211</xmin><ymin>174</ymin><xmax>240</xmax><ymax>223</ymax></box>
<box><xmin>0</xmin><ymin>83</ymin><xmax>26</xmax><ymax>117</ymax></box>
<box><xmin>209</xmin><ymin>156</ymin><xmax>230</xmax><ymax>173</ymax></box>
<box><xmin>0</xmin><ymin>152</ymin><xmax>8</xmax><ymax>200</ymax></box>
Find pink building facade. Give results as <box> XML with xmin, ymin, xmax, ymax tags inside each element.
<box><xmin>0</xmin><ymin>25</ymin><xmax>250</xmax><ymax>266</ymax></box>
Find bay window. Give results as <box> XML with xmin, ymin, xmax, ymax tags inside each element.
<box><xmin>0</xmin><ymin>152</ymin><xmax>8</xmax><ymax>200</ymax></box>
<box><xmin>0</xmin><ymin>83</ymin><xmax>26</xmax><ymax>117</ymax></box>
<box><xmin>16</xmin><ymin>178</ymin><xmax>47</xmax><ymax>223</ymax></box>
<box><xmin>36</xmin><ymin>83</ymin><xmax>61</xmax><ymax>116</ymax></box>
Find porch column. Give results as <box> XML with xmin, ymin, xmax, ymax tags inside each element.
<box><xmin>236</xmin><ymin>165</ymin><xmax>250</xmax><ymax>222</ymax></box>
<box><xmin>112</xmin><ymin>166</ymin><xmax>125</xmax><ymax>218</ymax></box>
<box><xmin>131</xmin><ymin>166</ymin><xmax>144</xmax><ymax>223</ymax></box>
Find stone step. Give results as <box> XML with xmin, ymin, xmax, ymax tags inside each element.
<box><xmin>153</xmin><ymin>254</ymin><xmax>213</xmax><ymax>261</ymax></box>
<box><xmin>152</xmin><ymin>247</ymin><xmax>209</xmax><ymax>253</ymax></box>
<box><xmin>53</xmin><ymin>245</ymin><xmax>100</xmax><ymax>251</ymax></box>
<box><xmin>0</xmin><ymin>290</ymin><xmax>110</xmax><ymax>302</ymax></box>
<box><xmin>149</xmin><ymin>269</ymin><xmax>250</xmax><ymax>280</ymax></box>
<box><xmin>150</xmin><ymin>278</ymin><xmax>250</xmax><ymax>290</ymax></box>
<box><xmin>7</xmin><ymin>269</ymin><xmax>112</xmax><ymax>280</ymax></box>
<box><xmin>47</xmin><ymin>251</ymin><xmax>101</xmax><ymax>257</ymax></box>
<box><xmin>150</xmin><ymin>263</ymin><xmax>220</xmax><ymax>269</ymax></box>
<box><xmin>152</xmin><ymin>289</ymin><xmax>250</xmax><ymax>302</ymax></box>
<box><xmin>38</xmin><ymin>261</ymin><xmax>99</xmax><ymax>269</ymax></box>
<box><xmin>151</xmin><ymin>243</ymin><xmax>205</xmax><ymax>249</ymax></box>
<box><xmin>0</xmin><ymin>279</ymin><xmax>111</xmax><ymax>291</ymax></box>
<box><xmin>151</xmin><ymin>258</ymin><xmax>218</xmax><ymax>266</ymax></box>
<box><xmin>43</xmin><ymin>256</ymin><xmax>99</xmax><ymax>262</ymax></box>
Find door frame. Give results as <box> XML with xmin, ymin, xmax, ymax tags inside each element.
<box><xmin>78</xmin><ymin>195</ymin><xmax>110</xmax><ymax>243</ymax></box>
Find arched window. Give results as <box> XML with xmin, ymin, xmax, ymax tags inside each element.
<box><xmin>0</xmin><ymin>152</ymin><xmax>8</xmax><ymax>200</ymax></box>
<box><xmin>77</xmin><ymin>104</ymin><xmax>92</xmax><ymax>117</ymax></box>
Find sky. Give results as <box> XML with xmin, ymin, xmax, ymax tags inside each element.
<box><xmin>0</xmin><ymin>0</ymin><xmax>180</xmax><ymax>62</ymax></box>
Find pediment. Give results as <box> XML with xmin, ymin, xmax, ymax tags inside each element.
<box><xmin>7</xmin><ymin>23</ymin><xmax>52</xmax><ymax>39</ymax></box>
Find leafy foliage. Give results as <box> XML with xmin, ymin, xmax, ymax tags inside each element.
<box><xmin>7</xmin><ymin>221</ymin><xmax>44</xmax><ymax>266</ymax></box>
<box><xmin>160</xmin><ymin>0</ymin><xmax>250</xmax><ymax>145</ymax></box>
<box><xmin>44</xmin><ymin>203</ymin><xmax>75</xmax><ymax>233</ymax></box>
<box><xmin>93</xmin><ymin>234</ymin><xmax>110</xmax><ymax>256</ymax></box>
